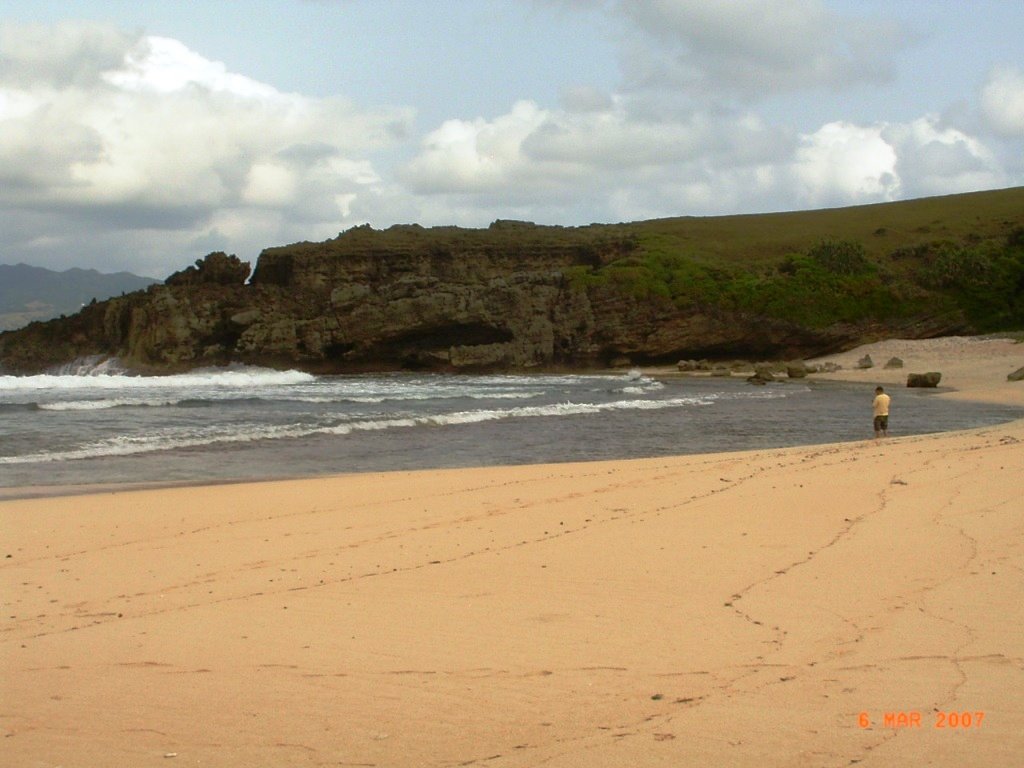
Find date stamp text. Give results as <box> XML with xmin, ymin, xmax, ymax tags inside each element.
<box><xmin>858</xmin><ymin>711</ymin><xmax>985</xmax><ymax>729</ymax></box>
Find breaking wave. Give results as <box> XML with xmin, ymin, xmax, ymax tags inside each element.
<box><xmin>0</xmin><ymin>365</ymin><xmax>315</xmax><ymax>393</ymax></box>
<box><xmin>0</xmin><ymin>395</ymin><xmax>716</xmax><ymax>465</ymax></box>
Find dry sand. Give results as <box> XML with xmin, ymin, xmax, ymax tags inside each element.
<box><xmin>809</xmin><ymin>334</ymin><xmax>1024</xmax><ymax>407</ymax></box>
<box><xmin>2</xmin><ymin>336</ymin><xmax>1022</xmax><ymax>767</ymax></box>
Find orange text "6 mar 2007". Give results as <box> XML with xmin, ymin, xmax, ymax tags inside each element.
<box><xmin>858</xmin><ymin>711</ymin><xmax>985</xmax><ymax>729</ymax></box>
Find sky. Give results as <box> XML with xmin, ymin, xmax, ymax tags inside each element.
<box><xmin>1</xmin><ymin>1</ymin><xmax>1022</xmax><ymax>278</ymax></box>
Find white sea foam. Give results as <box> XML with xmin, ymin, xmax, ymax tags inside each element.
<box><xmin>290</xmin><ymin>390</ymin><xmax>542</xmax><ymax>405</ymax></box>
<box><xmin>48</xmin><ymin>356</ymin><xmax>128</xmax><ymax>376</ymax></box>
<box><xmin>0</xmin><ymin>394</ymin><xmax>715</xmax><ymax>464</ymax></box>
<box><xmin>0</xmin><ymin>366</ymin><xmax>315</xmax><ymax>394</ymax></box>
<box><xmin>418</xmin><ymin>395</ymin><xmax>715</xmax><ymax>427</ymax></box>
<box><xmin>468</xmin><ymin>391</ymin><xmax>541</xmax><ymax>400</ymax></box>
<box><xmin>36</xmin><ymin>398</ymin><xmax>186</xmax><ymax>411</ymax></box>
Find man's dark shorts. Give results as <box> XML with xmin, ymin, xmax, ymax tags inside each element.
<box><xmin>874</xmin><ymin>415</ymin><xmax>888</xmax><ymax>431</ymax></box>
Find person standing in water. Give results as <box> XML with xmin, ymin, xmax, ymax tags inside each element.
<box><xmin>873</xmin><ymin>386</ymin><xmax>891</xmax><ymax>438</ymax></box>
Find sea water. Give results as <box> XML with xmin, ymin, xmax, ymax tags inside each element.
<box><xmin>1</xmin><ymin>364</ymin><xmax>1021</xmax><ymax>490</ymax></box>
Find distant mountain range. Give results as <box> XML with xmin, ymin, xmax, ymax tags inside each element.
<box><xmin>0</xmin><ymin>263</ymin><xmax>158</xmax><ymax>331</ymax></box>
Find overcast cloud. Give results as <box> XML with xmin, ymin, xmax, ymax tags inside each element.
<box><xmin>0</xmin><ymin>1</ymin><xmax>1022</xmax><ymax>277</ymax></box>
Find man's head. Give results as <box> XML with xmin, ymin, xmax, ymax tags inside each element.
<box><xmin>875</xmin><ymin>386</ymin><xmax>884</xmax><ymax>393</ymax></box>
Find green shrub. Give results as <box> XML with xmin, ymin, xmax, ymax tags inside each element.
<box><xmin>807</xmin><ymin>239</ymin><xmax>872</xmax><ymax>275</ymax></box>
<box><xmin>570</xmin><ymin>223</ymin><xmax>1023</xmax><ymax>332</ymax></box>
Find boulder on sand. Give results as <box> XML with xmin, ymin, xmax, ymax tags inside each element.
<box><xmin>907</xmin><ymin>372</ymin><xmax>942</xmax><ymax>388</ymax></box>
<box><xmin>747</xmin><ymin>364</ymin><xmax>775</xmax><ymax>385</ymax></box>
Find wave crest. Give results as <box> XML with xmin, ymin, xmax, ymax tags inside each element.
<box><xmin>0</xmin><ymin>394</ymin><xmax>717</xmax><ymax>465</ymax></box>
<box><xmin>0</xmin><ymin>365</ymin><xmax>316</xmax><ymax>393</ymax></box>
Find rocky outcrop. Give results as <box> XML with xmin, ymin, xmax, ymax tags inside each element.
<box><xmin>165</xmin><ymin>252</ymin><xmax>251</xmax><ymax>286</ymax></box>
<box><xmin>786</xmin><ymin>362</ymin><xmax>808</xmax><ymax>378</ymax></box>
<box><xmin>0</xmin><ymin>222</ymin><xmax>986</xmax><ymax>375</ymax></box>
<box><xmin>907</xmin><ymin>372</ymin><xmax>942</xmax><ymax>387</ymax></box>
<box><xmin>747</xmin><ymin>368</ymin><xmax>774</xmax><ymax>385</ymax></box>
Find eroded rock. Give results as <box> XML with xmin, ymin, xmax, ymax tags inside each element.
<box><xmin>907</xmin><ymin>371</ymin><xmax>942</xmax><ymax>387</ymax></box>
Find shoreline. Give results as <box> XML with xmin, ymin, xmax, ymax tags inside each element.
<box><xmin>3</xmin><ymin>335</ymin><xmax>1021</xmax><ymax>501</ymax></box>
<box><xmin>3</xmin><ymin>409</ymin><xmax>1022</xmax><ymax>504</ymax></box>
<box><xmin>2</xmin><ymin>379</ymin><xmax>1020</xmax><ymax>504</ymax></box>
<box><xmin>2</xmin><ymin>335</ymin><xmax>1023</xmax><ymax>766</ymax></box>
<box><xmin>644</xmin><ymin>333</ymin><xmax>1024</xmax><ymax>407</ymax></box>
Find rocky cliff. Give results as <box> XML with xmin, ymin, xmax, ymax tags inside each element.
<box><xmin>1</xmin><ymin>203</ymin><xmax>1019</xmax><ymax>375</ymax></box>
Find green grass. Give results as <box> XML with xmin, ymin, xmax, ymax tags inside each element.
<box><xmin>567</xmin><ymin>187</ymin><xmax>1024</xmax><ymax>330</ymax></box>
<box><xmin>628</xmin><ymin>187</ymin><xmax>1024</xmax><ymax>266</ymax></box>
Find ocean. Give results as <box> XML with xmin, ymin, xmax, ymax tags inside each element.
<box><xmin>1</xmin><ymin>363</ymin><xmax>1021</xmax><ymax>491</ymax></box>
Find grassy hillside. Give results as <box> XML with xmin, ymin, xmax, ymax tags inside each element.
<box><xmin>571</xmin><ymin>187</ymin><xmax>1024</xmax><ymax>332</ymax></box>
<box><xmin>631</xmin><ymin>187</ymin><xmax>1024</xmax><ymax>265</ymax></box>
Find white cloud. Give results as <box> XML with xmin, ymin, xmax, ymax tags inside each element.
<box><xmin>981</xmin><ymin>65</ymin><xmax>1024</xmax><ymax>137</ymax></box>
<box><xmin>242</xmin><ymin>162</ymin><xmax>299</xmax><ymax>207</ymax></box>
<box><xmin>0</xmin><ymin>20</ymin><xmax>134</xmax><ymax>88</ymax></box>
<box><xmin>884</xmin><ymin>116</ymin><xmax>1005</xmax><ymax>197</ymax></box>
<box><xmin>402</xmin><ymin>90</ymin><xmax>1011</xmax><ymax>225</ymax></box>
<box><xmin>0</xmin><ymin>21</ymin><xmax>412</xmax><ymax>275</ymax></box>
<box><xmin>788</xmin><ymin>116</ymin><xmax>1007</xmax><ymax>208</ymax></box>
<box><xmin>523</xmin><ymin>106</ymin><xmax>707</xmax><ymax>169</ymax></box>
<box><xmin>102</xmin><ymin>36</ymin><xmax>278</xmax><ymax>99</ymax></box>
<box><xmin>403</xmin><ymin>101</ymin><xmax>551</xmax><ymax>194</ymax></box>
<box><xmin>791</xmin><ymin>122</ymin><xmax>899</xmax><ymax>206</ymax></box>
<box><xmin>402</xmin><ymin>92</ymin><xmax>792</xmax><ymax>204</ymax></box>
<box><xmin>617</xmin><ymin>0</ymin><xmax>905</xmax><ymax>97</ymax></box>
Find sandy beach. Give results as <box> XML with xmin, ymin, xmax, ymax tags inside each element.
<box><xmin>2</xmin><ymin>336</ymin><xmax>1022</xmax><ymax>767</ymax></box>
<box><xmin>809</xmin><ymin>335</ymin><xmax>1024</xmax><ymax>407</ymax></box>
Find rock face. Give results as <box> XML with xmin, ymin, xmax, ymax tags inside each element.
<box><xmin>907</xmin><ymin>372</ymin><xmax>942</xmax><ymax>388</ymax></box>
<box><xmin>0</xmin><ymin>223</ymin><xmax>981</xmax><ymax>375</ymax></box>
<box><xmin>165</xmin><ymin>252</ymin><xmax>251</xmax><ymax>286</ymax></box>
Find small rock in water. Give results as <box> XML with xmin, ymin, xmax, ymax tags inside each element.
<box><xmin>786</xmin><ymin>362</ymin><xmax>808</xmax><ymax>378</ymax></box>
